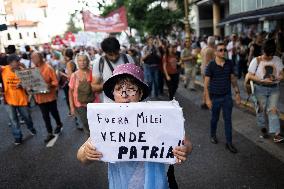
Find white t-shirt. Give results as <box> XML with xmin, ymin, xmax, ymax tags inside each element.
<box><xmin>20</xmin><ymin>59</ymin><xmax>35</xmax><ymax>68</ymax></box>
<box><xmin>226</xmin><ymin>41</ymin><xmax>235</xmax><ymax>60</ymax></box>
<box><xmin>92</xmin><ymin>54</ymin><xmax>134</xmax><ymax>102</ymax></box>
<box><xmin>248</xmin><ymin>56</ymin><xmax>284</xmax><ymax>83</ymax></box>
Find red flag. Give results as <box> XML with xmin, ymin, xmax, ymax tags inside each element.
<box><xmin>52</xmin><ymin>35</ymin><xmax>64</xmax><ymax>45</ymax></box>
<box><xmin>82</xmin><ymin>6</ymin><xmax>128</xmax><ymax>33</ymax></box>
<box><xmin>65</xmin><ymin>32</ymin><xmax>75</xmax><ymax>42</ymax></box>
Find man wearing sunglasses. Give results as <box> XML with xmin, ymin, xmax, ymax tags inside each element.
<box><xmin>204</xmin><ymin>42</ymin><xmax>241</xmax><ymax>153</ymax></box>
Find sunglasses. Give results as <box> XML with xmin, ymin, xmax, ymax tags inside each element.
<box><xmin>217</xmin><ymin>48</ymin><xmax>227</xmax><ymax>52</ymax></box>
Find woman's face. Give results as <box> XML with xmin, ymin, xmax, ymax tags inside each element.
<box><xmin>77</xmin><ymin>55</ymin><xmax>89</xmax><ymax>70</ymax></box>
<box><xmin>113</xmin><ymin>80</ymin><xmax>142</xmax><ymax>103</ymax></box>
<box><xmin>64</xmin><ymin>55</ymin><xmax>70</xmax><ymax>62</ymax></box>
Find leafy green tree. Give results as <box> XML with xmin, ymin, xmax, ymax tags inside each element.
<box><xmin>66</xmin><ymin>13</ymin><xmax>81</xmax><ymax>34</ymax></box>
<box><xmin>100</xmin><ymin>0</ymin><xmax>187</xmax><ymax>37</ymax></box>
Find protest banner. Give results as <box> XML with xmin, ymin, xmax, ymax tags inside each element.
<box><xmin>87</xmin><ymin>101</ymin><xmax>185</xmax><ymax>164</ymax></box>
<box><xmin>15</xmin><ymin>68</ymin><xmax>49</xmax><ymax>94</ymax></box>
<box><xmin>82</xmin><ymin>6</ymin><xmax>128</xmax><ymax>33</ymax></box>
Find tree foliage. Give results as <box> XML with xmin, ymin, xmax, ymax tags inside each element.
<box><xmin>66</xmin><ymin>13</ymin><xmax>81</xmax><ymax>34</ymax></box>
<box><xmin>100</xmin><ymin>0</ymin><xmax>186</xmax><ymax>37</ymax></box>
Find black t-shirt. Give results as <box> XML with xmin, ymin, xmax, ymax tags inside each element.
<box><xmin>205</xmin><ymin>59</ymin><xmax>234</xmax><ymax>95</ymax></box>
<box><xmin>144</xmin><ymin>46</ymin><xmax>160</xmax><ymax>66</ymax></box>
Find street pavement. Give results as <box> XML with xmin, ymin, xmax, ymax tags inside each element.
<box><xmin>0</xmin><ymin>87</ymin><xmax>283</xmax><ymax>189</ymax></box>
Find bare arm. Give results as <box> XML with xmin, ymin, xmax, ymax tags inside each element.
<box><xmin>69</xmin><ymin>87</ymin><xmax>75</xmax><ymax>115</ymax></box>
<box><xmin>247</xmin><ymin>46</ymin><xmax>254</xmax><ymax>66</ymax></box>
<box><xmin>66</xmin><ymin>62</ymin><xmax>74</xmax><ymax>79</ymax></box>
<box><xmin>231</xmin><ymin>74</ymin><xmax>241</xmax><ymax>105</ymax></box>
<box><xmin>231</xmin><ymin>74</ymin><xmax>240</xmax><ymax>94</ymax></box>
<box><xmin>162</xmin><ymin>56</ymin><xmax>170</xmax><ymax>81</ymax></box>
<box><xmin>141</xmin><ymin>47</ymin><xmax>150</xmax><ymax>61</ymax></box>
<box><xmin>91</xmin><ymin>76</ymin><xmax>103</xmax><ymax>92</ymax></box>
<box><xmin>204</xmin><ymin>76</ymin><xmax>212</xmax><ymax>109</ymax></box>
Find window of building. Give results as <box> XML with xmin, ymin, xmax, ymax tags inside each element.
<box><xmin>19</xmin><ymin>33</ymin><xmax>22</xmax><ymax>39</ymax></box>
<box><xmin>243</xmin><ymin>0</ymin><xmax>257</xmax><ymax>11</ymax></box>
<box><xmin>229</xmin><ymin>0</ymin><xmax>242</xmax><ymax>14</ymax></box>
<box><xmin>33</xmin><ymin>32</ymin><xmax>37</xmax><ymax>38</ymax></box>
<box><xmin>7</xmin><ymin>33</ymin><xmax>11</xmax><ymax>40</ymax></box>
<box><xmin>262</xmin><ymin>0</ymin><xmax>284</xmax><ymax>8</ymax></box>
<box><xmin>257</xmin><ymin>0</ymin><xmax>262</xmax><ymax>8</ymax></box>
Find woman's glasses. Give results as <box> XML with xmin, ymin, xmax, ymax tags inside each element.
<box><xmin>113</xmin><ymin>85</ymin><xmax>138</xmax><ymax>96</ymax></box>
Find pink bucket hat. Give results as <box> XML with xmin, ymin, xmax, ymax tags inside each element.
<box><xmin>103</xmin><ymin>63</ymin><xmax>149</xmax><ymax>101</ymax></box>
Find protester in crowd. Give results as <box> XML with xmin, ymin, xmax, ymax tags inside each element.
<box><xmin>236</xmin><ymin>37</ymin><xmax>248</xmax><ymax>79</ymax></box>
<box><xmin>20</xmin><ymin>53</ymin><xmax>33</xmax><ymax>68</ymax></box>
<box><xmin>69</xmin><ymin>53</ymin><xmax>96</xmax><ymax>135</ymax></box>
<box><xmin>77</xmin><ymin>63</ymin><xmax>192</xmax><ymax>189</ymax></box>
<box><xmin>32</xmin><ymin>52</ymin><xmax>63</xmax><ymax>143</ymax></box>
<box><xmin>181</xmin><ymin>40</ymin><xmax>197</xmax><ymax>91</ymax></box>
<box><xmin>127</xmin><ymin>48</ymin><xmax>140</xmax><ymax>66</ymax></box>
<box><xmin>200</xmin><ymin>36</ymin><xmax>215</xmax><ymax>109</ymax></box>
<box><xmin>24</xmin><ymin>45</ymin><xmax>33</xmax><ymax>60</ymax></box>
<box><xmin>87</xmin><ymin>47</ymin><xmax>97</xmax><ymax>62</ymax></box>
<box><xmin>246</xmin><ymin>39</ymin><xmax>284</xmax><ymax>142</ymax></box>
<box><xmin>141</xmin><ymin>36</ymin><xmax>161</xmax><ymax>99</ymax></box>
<box><xmin>200</xmin><ymin>35</ymin><xmax>208</xmax><ymax>49</ymax></box>
<box><xmin>226</xmin><ymin>33</ymin><xmax>238</xmax><ymax>74</ymax></box>
<box><xmin>204</xmin><ymin>42</ymin><xmax>241</xmax><ymax>153</ymax></box>
<box><xmin>158</xmin><ymin>39</ymin><xmax>168</xmax><ymax>96</ymax></box>
<box><xmin>163</xmin><ymin>44</ymin><xmax>180</xmax><ymax>100</ymax></box>
<box><xmin>59</xmin><ymin>48</ymin><xmax>77</xmax><ymax>115</ymax></box>
<box><xmin>50</xmin><ymin>50</ymin><xmax>61</xmax><ymax>70</ymax></box>
<box><xmin>0</xmin><ymin>54</ymin><xmax>36</xmax><ymax>145</ymax></box>
<box><xmin>247</xmin><ymin>33</ymin><xmax>263</xmax><ymax>66</ymax></box>
<box><xmin>91</xmin><ymin>37</ymin><xmax>134</xmax><ymax>102</ymax></box>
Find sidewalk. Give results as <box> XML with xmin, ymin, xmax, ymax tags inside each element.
<box><xmin>175</xmin><ymin>81</ymin><xmax>284</xmax><ymax>163</ymax></box>
<box><xmin>194</xmin><ymin>75</ymin><xmax>284</xmax><ymax>121</ymax></box>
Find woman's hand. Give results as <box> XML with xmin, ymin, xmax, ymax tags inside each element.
<box><xmin>166</xmin><ymin>75</ymin><xmax>171</xmax><ymax>81</ymax></box>
<box><xmin>173</xmin><ymin>136</ymin><xmax>192</xmax><ymax>164</ymax></box>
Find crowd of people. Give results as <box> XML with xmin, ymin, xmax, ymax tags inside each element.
<box><xmin>0</xmin><ymin>30</ymin><xmax>283</xmax><ymax>188</ymax></box>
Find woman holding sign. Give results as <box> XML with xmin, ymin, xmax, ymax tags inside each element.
<box><xmin>77</xmin><ymin>63</ymin><xmax>192</xmax><ymax>189</ymax></box>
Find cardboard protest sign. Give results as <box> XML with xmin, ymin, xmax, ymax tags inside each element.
<box><xmin>87</xmin><ymin>100</ymin><xmax>185</xmax><ymax>164</ymax></box>
<box><xmin>15</xmin><ymin>68</ymin><xmax>49</xmax><ymax>94</ymax></box>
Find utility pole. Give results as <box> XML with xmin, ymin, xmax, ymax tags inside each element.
<box><xmin>184</xmin><ymin>0</ymin><xmax>191</xmax><ymax>43</ymax></box>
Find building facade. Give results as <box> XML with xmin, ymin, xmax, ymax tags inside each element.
<box><xmin>0</xmin><ymin>0</ymin><xmax>48</xmax><ymax>49</ymax></box>
<box><xmin>190</xmin><ymin>0</ymin><xmax>284</xmax><ymax>37</ymax></box>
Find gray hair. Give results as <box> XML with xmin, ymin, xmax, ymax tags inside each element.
<box><xmin>207</xmin><ymin>36</ymin><xmax>215</xmax><ymax>46</ymax></box>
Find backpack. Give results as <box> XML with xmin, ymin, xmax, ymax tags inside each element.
<box><xmin>76</xmin><ymin>72</ymin><xmax>94</xmax><ymax>104</ymax></box>
<box><xmin>98</xmin><ymin>53</ymin><xmax>129</xmax><ymax>76</ymax></box>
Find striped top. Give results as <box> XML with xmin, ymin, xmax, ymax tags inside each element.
<box><xmin>205</xmin><ymin>60</ymin><xmax>234</xmax><ymax>95</ymax></box>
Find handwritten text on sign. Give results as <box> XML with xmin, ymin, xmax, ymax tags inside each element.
<box><xmin>15</xmin><ymin>68</ymin><xmax>49</xmax><ymax>94</ymax></box>
<box><xmin>87</xmin><ymin>101</ymin><xmax>185</xmax><ymax>164</ymax></box>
